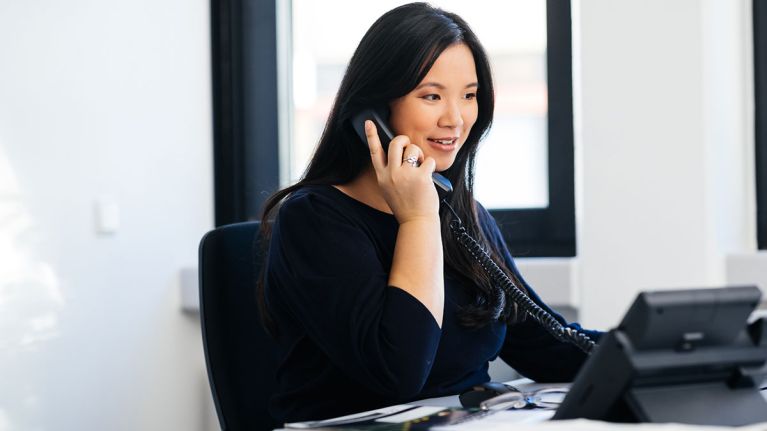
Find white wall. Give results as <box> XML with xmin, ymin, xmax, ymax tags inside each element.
<box><xmin>573</xmin><ymin>0</ymin><xmax>761</xmax><ymax>327</ymax></box>
<box><xmin>0</xmin><ymin>1</ymin><xmax>215</xmax><ymax>430</ymax></box>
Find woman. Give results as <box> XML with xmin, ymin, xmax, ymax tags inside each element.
<box><xmin>260</xmin><ymin>2</ymin><xmax>599</xmax><ymax>423</ymax></box>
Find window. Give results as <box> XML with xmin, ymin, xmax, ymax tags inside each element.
<box><xmin>756</xmin><ymin>0</ymin><xmax>767</xmax><ymax>249</ymax></box>
<box><xmin>212</xmin><ymin>0</ymin><xmax>575</xmax><ymax>257</ymax></box>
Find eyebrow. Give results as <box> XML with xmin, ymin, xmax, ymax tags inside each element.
<box><xmin>414</xmin><ymin>82</ymin><xmax>479</xmax><ymax>90</ymax></box>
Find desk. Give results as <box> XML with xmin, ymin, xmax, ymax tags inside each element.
<box><xmin>433</xmin><ymin>380</ymin><xmax>767</xmax><ymax>431</ymax></box>
<box><xmin>283</xmin><ymin>378</ymin><xmax>767</xmax><ymax>431</ymax></box>
<box><xmin>281</xmin><ymin>378</ymin><xmax>552</xmax><ymax>430</ymax></box>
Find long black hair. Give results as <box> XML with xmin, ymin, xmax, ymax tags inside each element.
<box><xmin>258</xmin><ymin>2</ymin><xmax>527</xmax><ymax>332</ymax></box>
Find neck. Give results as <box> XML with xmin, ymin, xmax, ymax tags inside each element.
<box><xmin>334</xmin><ymin>167</ymin><xmax>393</xmax><ymax>214</ymax></box>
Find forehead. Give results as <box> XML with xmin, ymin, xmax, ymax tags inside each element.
<box><xmin>420</xmin><ymin>43</ymin><xmax>478</xmax><ymax>84</ymax></box>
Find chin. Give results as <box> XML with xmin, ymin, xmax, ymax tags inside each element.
<box><xmin>435</xmin><ymin>159</ymin><xmax>456</xmax><ymax>172</ymax></box>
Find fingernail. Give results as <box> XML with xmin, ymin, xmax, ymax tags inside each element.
<box><xmin>365</xmin><ymin>120</ymin><xmax>372</xmax><ymax>132</ymax></box>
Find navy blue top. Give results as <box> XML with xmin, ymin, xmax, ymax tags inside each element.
<box><xmin>264</xmin><ymin>185</ymin><xmax>599</xmax><ymax>423</ymax></box>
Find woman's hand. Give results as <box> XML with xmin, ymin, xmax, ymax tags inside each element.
<box><xmin>366</xmin><ymin>120</ymin><xmax>440</xmax><ymax>224</ymax></box>
<box><xmin>366</xmin><ymin>120</ymin><xmax>444</xmax><ymax>327</ymax></box>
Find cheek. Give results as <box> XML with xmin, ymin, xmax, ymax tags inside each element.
<box><xmin>388</xmin><ymin>100</ymin><xmax>408</xmax><ymax>134</ymax></box>
<box><xmin>461</xmin><ymin>108</ymin><xmax>479</xmax><ymax>141</ymax></box>
<box><xmin>407</xmin><ymin>108</ymin><xmax>437</xmax><ymax>133</ymax></box>
<box><xmin>466</xmin><ymin>105</ymin><xmax>479</xmax><ymax>126</ymax></box>
<box><xmin>390</xmin><ymin>102</ymin><xmax>427</xmax><ymax>135</ymax></box>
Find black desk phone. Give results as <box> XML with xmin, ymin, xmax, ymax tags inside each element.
<box><xmin>350</xmin><ymin>107</ymin><xmax>595</xmax><ymax>354</ymax></box>
<box><xmin>554</xmin><ymin>286</ymin><xmax>767</xmax><ymax>426</ymax></box>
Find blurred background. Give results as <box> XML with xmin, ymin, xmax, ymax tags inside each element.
<box><xmin>1</xmin><ymin>0</ymin><xmax>765</xmax><ymax>429</ymax></box>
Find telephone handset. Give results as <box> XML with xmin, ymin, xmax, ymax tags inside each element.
<box><xmin>350</xmin><ymin>107</ymin><xmax>596</xmax><ymax>358</ymax></box>
<box><xmin>351</xmin><ymin>107</ymin><xmax>453</xmax><ymax>198</ymax></box>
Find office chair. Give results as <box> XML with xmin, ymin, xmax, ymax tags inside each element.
<box><xmin>199</xmin><ymin>221</ymin><xmax>282</xmax><ymax>431</ymax></box>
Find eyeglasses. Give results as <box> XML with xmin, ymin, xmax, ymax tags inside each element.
<box><xmin>478</xmin><ymin>387</ymin><xmax>569</xmax><ymax>411</ymax></box>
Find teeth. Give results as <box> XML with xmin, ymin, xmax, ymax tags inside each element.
<box><xmin>431</xmin><ymin>139</ymin><xmax>455</xmax><ymax>145</ymax></box>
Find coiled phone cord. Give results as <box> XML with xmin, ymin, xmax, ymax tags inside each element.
<box><xmin>442</xmin><ymin>200</ymin><xmax>596</xmax><ymax>355</ymax></box>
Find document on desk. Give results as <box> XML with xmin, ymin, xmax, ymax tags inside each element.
<box><xmin>284</xmin><ymin>405</ymin><xmax>448</xmax><ymax>429</ymax></box>
<box><xmin>285</xmin><ymin>405</ymin><xmax>544</xmax><ymax>430</ymax></box>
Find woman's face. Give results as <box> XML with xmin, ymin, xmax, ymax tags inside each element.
<box><xmin>389</xmin><ymin>43</ymin><xmax>479</xmax><ymax>172</ymax></box>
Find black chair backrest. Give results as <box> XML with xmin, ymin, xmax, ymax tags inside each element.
<box><xmin>199</xmin><ymin>221</ymin><xmax>282</xmax><ymax>431</ymax></box>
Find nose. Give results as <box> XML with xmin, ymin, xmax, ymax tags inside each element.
<box><xmin>438</xmin><ymin>101</ymin><xmax>464</xmax><ymax>130</ymax></box>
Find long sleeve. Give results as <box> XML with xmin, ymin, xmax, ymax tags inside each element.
<box><xmin>475</xmin><ymin>204</ymin><xmax>602</xmax><ymax>382</ymax></box>
<box><xmin>266</xmin><ymin>190</ymin><xmax>442</xmax><ymax>399</ymax></box>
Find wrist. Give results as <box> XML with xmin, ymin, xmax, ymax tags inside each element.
<box><xmin>397</xmin><ymin>214</ymin><xmax>441</xmax><ymax>227</ymax></box>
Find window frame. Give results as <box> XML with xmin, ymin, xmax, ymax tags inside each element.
<box><xmin>211</xmin><ymin>0</ymin><xmax>577</xmax><ymax>258</ymax></box>
<box><xmin>755</xmin><ymin>0</ymin><xmax>767</xmax><ymax>250</ymax></box>
<box><xmin>488</xmin><ymin>0</ymin><xmax>575</xmax><ymax>257</ymax></box>
<box><xmin>211</xmin><ymin>0</ymin><xmax>280</xmax><ymax>226</ymax></box>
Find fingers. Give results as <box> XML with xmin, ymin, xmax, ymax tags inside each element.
<box><xmin>387</xmin><ymin>135</ymin><xmax>409</xmax><ymax>169</ymax></box>
<box><xmin>366</xmin><ymin>122</ymin><xmax>430</xmax><ymax>178</ymax></box>
<box><xmin>401</xmin><ymin>143</ymin><xmax>425</xmax><ymax>167</ymax></box>
<box><xmin>366</xmin><ymin>121</ymin><xmax>386</xmax><ymax>173</ymax></box>
<box><xmin>421</xmin><ymin>157</ymin><xmax>436</xmax><ymax>173</ymax></box>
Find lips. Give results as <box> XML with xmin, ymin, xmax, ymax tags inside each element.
<box><xmin>427</xmin><ymin>137</ymin><xmax>458</xmax><ymax>145</ymax></box>
<box><xmin>426</xmin><ymin>137</ymin><xmax>459</xmax><ymax>152</ymax></box>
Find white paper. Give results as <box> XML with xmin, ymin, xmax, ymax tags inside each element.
<box><xmin>284</xmin><ymin>404</ymin><xmax>416</xmax><ymax>428</ymax></box>
<box><xmin>432</xmin><ymin>409</ymin><xmax>554</xmax><ymax>430</ymax></box>
<box><xmin>375</xmin><ymin>406</ymin><xmax>448</xmax><ymax>423</ymax></box>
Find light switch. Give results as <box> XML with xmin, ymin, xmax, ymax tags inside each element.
<box><xmin>180</xmin><ymin>267</ymin><xmax>199</xmax><ymax>312</ymax></box>
<box><xmin>95</xmin><ymin>197</ymin><xmax>119</xmax><ymax>234</ymax></box>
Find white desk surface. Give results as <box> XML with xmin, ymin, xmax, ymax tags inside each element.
<box><xmin>429</xmin><ymin>378</ymin><xmax>767</xmax><ymax>431</ymax></box>
<box><xmin>283</xmin><ymin>378</ymin><xmax>767</xmax><ymax>431</ymax></box>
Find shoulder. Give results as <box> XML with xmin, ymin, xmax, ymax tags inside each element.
<box><xmin>275</xmin><ymin>184</ymin><xmax>392</xmax><ymax>239</ymax></box>
<box><xmin>281</xmin><ymin>185</ymin><xmax>341</xmax><ymax>212</ymax></box>
<box><xmin>473</xmin><ymin>200</ymin><xmax>501</xmax><ymax>237</ymax></box>
<box><xmin>268</xmin><ymin>185</ymin><xmax>392</xmax><ymax>271</ymax></box>
<box><xmin>278</xmin><ymin>185</ymin><xmax>355</xmax><ymax>223</ymax></box>
<box><xmin>473</xmin><ymin>200</ymin><xmax>492</xmax><ymax>221</ymax></box>
<box><xmin>470</xmin><ymin>200</ymin><xmax>512</xmax><ymax>260</ymax></box>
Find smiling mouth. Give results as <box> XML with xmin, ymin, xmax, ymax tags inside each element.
<box><xmin>428</xmin><ymin>138</ymin><xmax>458</xmax><ymax>145</ymax></box>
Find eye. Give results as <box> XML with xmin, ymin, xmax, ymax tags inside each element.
<box><xmin>422</xmin><ymin>94</ymin><xmax>441</xmax><ymax>101</ymax></box>
<box><xmin>464</xmin><ymin>92</ymin><xmax>477</xmax><ymax>100</ymax></box>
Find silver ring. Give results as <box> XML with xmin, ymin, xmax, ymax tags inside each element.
<box><xmin>403</xmin><ymin>155</ymin><xmax>419</xmax><ymax>167</ymax></box>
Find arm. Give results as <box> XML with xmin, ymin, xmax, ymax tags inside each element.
<box><xmin>366</xmin><ymin>120</ymin><xmax>444</xmax><ymax>326</ymax></box>
<box><xmin>268</xmin><ymin>193</ymin><xmax>441</xmax><ymax>399</ymax></box>
<box><xmin>389</xmin><ymin>218</ymin><xmax>444</xmax><ymax>326</ymax></box>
